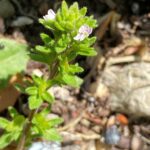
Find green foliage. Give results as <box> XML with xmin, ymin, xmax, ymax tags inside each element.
<box><xmin>32</xmin><ymin>0</ymin><xmax>97</xmax><ymax>88</ymax></box>
<box><xmin>0</xmin><ymin>107</ymin><xmax>26</xmax><ymax>149</ymax></box>
<box><xmin>25</xmin><ymin>76</ymin><xmax>54</xmax><ymax>109</ymax></box>
<box><xmin>0</xmin><ymin>1</ymin><xmax>97</xmax><ymax>149</ymax></box>
<box><xmin>28</xmin><ymin>0</ymin><xmax>97</xmax><ymax>146</ymax></box>
<box><xmin>31</xmin><ymin>109</ymin><xmax>63</xmax><ymax>141</ymax></box>
<box><xmin>0</xmin><ymin>38</ymin><xmax>29</xmax><ymax>88</ymax></box>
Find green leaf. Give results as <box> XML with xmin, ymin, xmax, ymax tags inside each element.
<box><xmin>35</xmin><ymin>45</ymin><xmax>51</xmax><ymax>54</ymax></box>
<box><xmin>32</xmin><ymin>113</ymin><xmax>50</xmax><ymax>131</ymax></box>
<box><xmin>0</xmin><ymin>133</ymin><xmax>12</xmax><ymax>149</ymax></box>
<box><xmin>14</xmin><ymin>83</ymin><xmax>26</xmax><ymax>93</ymax></box>
<box><xmin>8</xmin><ymin>107</ymin><xmax>19</xmax><ymax>118</ymax></box>
<box><xmin>39</xmin><ymin>19</ymin><xmax>55</xmax><ymax>30</ymax></box>
<box><xmin>77</xmin><ymin>47</ymin><xmax>97</xmax><ymax>56</ymax></box>
<box><xmin>32</xmin><ymin>75</ymin><xmax>43</xmax><ymax>86</ymax></box>
<box><xmin>0</xmin><ymin>38</ymin><xmax>29</xmax><ymax>88</ymax></box>
<box><xmin>42</xmin><ymin>92</ymin><xmax>54</xmax><ymax>103</ymax></box>
<box><xmin>61</xmin><ymin>1</ymin><xmax>69</xmax><ymax>18</ymax></box>
<box><xmin>62</xmin><ymin>74</ymin><xmax>83</xmax><ymax>88</ymax></box>
<box><xmin>13</xmin><ymin>115</ymin><xmax>26</xmax><ymax>127</ymax></box>
<box><xmin>25</xmin><ymin>86</ymin><xmax>38</xmax><ymax>95</ymax></box>
<box><xmin>30</xmin><ymin>53</ymin><xmax>50</xmax><ymax>64</ymax></box>
<box><xmin>55</xmin><ymin>46</ymin><xmax>66</xmax><ymax>53</ymax></box>
<box><xmin>49</xmin><ymin>118</ymin><xmax>63</xmax><ymax>127</ymax></box>
<box><xmin>68</xmin><ymin>64</ymin><xmax>84</xmax><ymax>74</ymax></box>
<box><xmin>40</xmin><ymin>33</ymin><xmax>52</xmax><ymax>44</ymax></box>
<box><xmin>79</xmin><ymin>7</ymin><xmax>87</xmax><ymax>16</ymax></box>
<box><xmin>43</xmin><ymin>128</ymin><xmax>62</xmax><ymax>141</ymax></box>
<box><xmin>0</xmin><ymin>117</ymin><xmax>10</xmax><ymax>129</ymax></box>
<box><xmin>69</xmin><ymin>2</ymin><xmax>79</xmax><ymax>17</ymax></box>
<box><xmin>29</xmin><ymin>96</ymin><xmax>43</xmax><ymax>110</ymax></box>
<box><xmin>54</xmin><ymin>22</ymin><xmax>65</xmax><ymax>31</ymax></box>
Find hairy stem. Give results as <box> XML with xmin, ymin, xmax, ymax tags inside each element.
<box><xmin>16</xmin><ymin>109</ymin><xmax>36</xmax><ymax>150</ymax></box>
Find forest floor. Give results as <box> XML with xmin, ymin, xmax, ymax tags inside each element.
<box><xmin>0</xmin><ymin>0</ymin><xmax>150</xmax><ymax>149</ymax></box>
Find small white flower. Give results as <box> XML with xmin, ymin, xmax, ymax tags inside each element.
<box><xmin>43</xmin><ymin>9</ymin><xmax>56</xmax><ymax>20</ymax></box>
<box><xmin>74</xmin><ymin>24</ymin><xmax>92</xmax><ymax>41</ymax></box>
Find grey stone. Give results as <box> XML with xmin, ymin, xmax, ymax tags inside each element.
<box><xmin>0</xmin><ymin>0</ymin><xmax>15</xmax><ymax>18</ymax></box>
<box><xmin>102</xmin><ymin>62</ymin><xmax>150</xmax><ymax>118</ymax></box>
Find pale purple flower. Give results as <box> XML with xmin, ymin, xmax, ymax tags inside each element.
<box><xmin>43</xmin><ymin>9</ymin><xmax>56</xmax><ymax>20</ymax></box>
<box><xmin>74</xmin><ymin>25</ymin><xmax>92</xmax><ymax>41</ymax></box>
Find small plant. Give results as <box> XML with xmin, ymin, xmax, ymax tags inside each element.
<box><xmin>0</xmin><ymin>1</ymin><xmax>97</xmax><ymax>149</ymax></box>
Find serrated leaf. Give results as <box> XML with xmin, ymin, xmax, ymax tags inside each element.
<box><xmin>0</xmin><ymin>117</ymin><xmax>10</xmax><ymax>129</ymax></box>
<box><xmin>0</xmin><ymin>38</ymin><xmax>29</xmax><ymax>88</ymax></box>
<box><xmin>25</xmin><ymin>86</ymin><xmax>38</xmax><ymax>95</ymax></box>
<box><xmin>62</xmin><ymin>74</ymin><xmax>83</xmax><ymax>88</ymax></box>
<box><xmin>79</xmin><ymin>7</ymin><xmax>87</xmax><ymax>16</ymax></box>
<box><xmin>43</xmin><ymin>128</ymin><xmax>62</xmax><ymax>141</ymax></box>
<box><xmin>69</xmin><ymin>64</ymin><xmax>84</xmax><ymax>74</ymax></box>
<box><xmin>29</xmin><ymin>96</ymin><xmax>43</xmax><ymax>110</ymax></box>
<box><xmin>61</xmin><ymin>1</ymin><xmax>69</xmax><ymax>18</ymax></box>
<box><xmin>35</xmin><ymin>45</ymin><xmax>51</xmax><ymax>54</ymax></box>
<box><xmin>13</xmin><ymin>115</ymin><xmax>26</xmax><ymax>127</ymax></box>
<box><xmin>42</xmin><ymin>91</ymin><xmax>54</xmax><ymax>103</ymax></box>
<box><xmin>49</xmin><ymin>118</ymin><xmax>63</xmax><ymax>127</ymax></box>
<box><xmin>0</xmin><ymin>133</ymin><xmax>12</xmax><ymax>149</ymax></box>
<box><xmin>54</xmin><ymin>22</ymin><xmax>65</xmax><ymax>31</ymax></box>
<box><xmin>40</xmin><ymin>33</ymin><xmax>52</xmax><ymax>44</ymax></box>
<box><xmin>77</xmin><ymin>47</ymin><xmax>97</xmax><ymax>56</ymax></box>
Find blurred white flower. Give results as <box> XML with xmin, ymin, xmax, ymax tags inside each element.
<box><xmin>43</xmin><ymin>9</ymin><xmax>56</xmax><ymax>20</ymax></box>
<box><xmin>74</xmin><ymin>24</ymin><xmax>92</xmax><ymax>41</ymax></box>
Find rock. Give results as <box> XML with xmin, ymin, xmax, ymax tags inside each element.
<box><xmin>102</xmin><ymin>62</ymin><xmax>150</xmax><ymax>118</ymax></box>
<box><xmin>92</xmin><ymin>125</ymin><xmax>102</xmax><ymax>133</ymax></box>
<box><xmin>11</xmin><ymin>16</ymin><xmax>33</xmax><ymax>27</ymax></box>
<box><xmin>80</xmin><ymin>118</ymin><xmax>91</xmax><ymax>127</ymax></box>
<box><xmin>89</xmin><ymin>79</ymin><xmax>109</xmax><ymax>99</ymax></box>
<box><xmin>48</xmin><ymin>86</ymin><xmax>71</xmax><ymax>101</ymax></box>
<box><xmin>0</xmin><ymin>17</ymin><xmax>5</xmax><ymax>33</ymax></box>
<box><xmin>0</xmin><ymin>0</ymin><xmax>15</xmax><ymax>18</ymax></box>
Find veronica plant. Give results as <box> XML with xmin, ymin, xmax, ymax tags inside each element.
<box><xmin>0</xmin><ymin>1</ymin><xmax>97</xmax><ymax>150</ymax></box>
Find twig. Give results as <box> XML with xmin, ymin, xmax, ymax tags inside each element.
<box><xmin>106</xmin><ymin>55</ymin><xmax>150</xmax><ymax>67</ymax></box>
<box><xmin>74</xmin><ymin>132</ymin><xmax>100</xmax><ymax>140</ymax></box>
<box><xmin>58</xmin><ymin>111</ymin><xmax>85</xmax><ymax>132</ymax></box>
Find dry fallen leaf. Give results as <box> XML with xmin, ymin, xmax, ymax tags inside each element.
<box><xmin>0</xmin><ymin>74</ymin><xmax>23</xmax><ymax>112</ymax></box>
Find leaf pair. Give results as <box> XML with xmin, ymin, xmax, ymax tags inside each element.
<box><xmin>25</xmin><ymin>76</ymin><xmax>54</xmax><ymax>110</ymax></box>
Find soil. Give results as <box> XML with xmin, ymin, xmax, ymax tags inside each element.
<box><xmin>0</xmin><ymin>0</ymin><xmax>150</xmax><ymax>149</ymax></box>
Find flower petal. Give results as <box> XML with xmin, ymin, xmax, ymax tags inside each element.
<box><xmin>43</xmin><ymin>9</ymin><xmax>56</xmax><ymax>20</ymax></box>
<box><xmin>74</xmin><ymin>24</ymin><xmax>93</xmax><ymax>41</ymax></box>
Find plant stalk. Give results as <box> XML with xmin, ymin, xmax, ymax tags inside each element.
<box><xmin>16</xmin><ymin>109</ymin><xmax>36</xmax><ymax>150</ymax></box>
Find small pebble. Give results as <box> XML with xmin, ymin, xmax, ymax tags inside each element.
<box><xmin>28</xmin><ymin>141</ymin><xmax>61</xmax><ymax>150</ymax></box>
<box><xmin>80</xmin><ymin>118</ymin><xmax>91</xmax><ymax>127</ymax></box>
<box><xmin>131</xmin><ymin>135</ymin><xmax>143</xmax><ymax>150</ymax></box>
<box><xmin>117</xmin><ymin>136</ymin><xmax>130</xmax><ymax>149</ymax></box>
<box><xmin>105</xmin><ymin>125</ymin><xmax>121</xmax><ymax>145</ymax></box>
<box><xmin>92</xmin><ymin>125</ymin><xmax>101</xmax><ymax>133</ymax></box>
<box><xmin>107</xmin><ymin>116</ymin><xmax>116</xmax><ymax>127</ymax></box>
